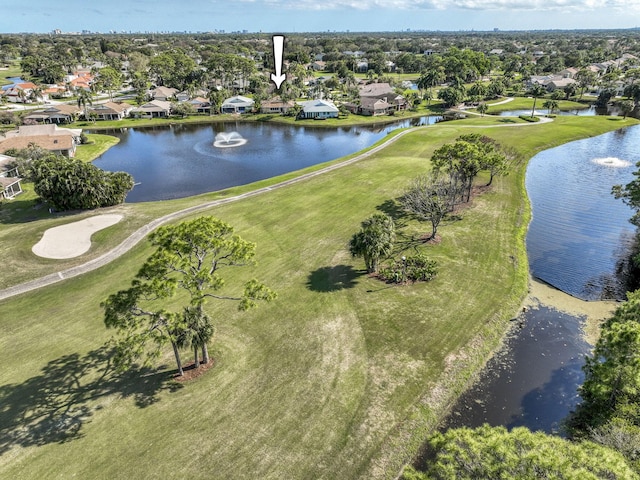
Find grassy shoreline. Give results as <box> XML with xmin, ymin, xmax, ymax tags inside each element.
<box><xmin>0</xmin><ymin>115</ymin><xmax>637</xmax><ymax>479</ymax></box>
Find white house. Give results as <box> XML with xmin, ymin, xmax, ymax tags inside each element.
<box><xmin>221</xmin><ymin>95</ymin><xmax>255</xmax><ymax>114</ymax></box>
<box><xmin>299</xmin><ymin>99</ymin><xmax>339</xmax><ymax>119</ymax></box>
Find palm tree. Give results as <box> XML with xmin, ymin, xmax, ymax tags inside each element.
<box><xmin>528</xmin><ymin>83</ymin><xmax>546</xmax><ymax>118</ymax></box>
<box><xmin>76</xmin><ymin>88</ymin><xmax>93</xmax><ymax>120</ymax></box>
<box><xmin>417</xmin><ymin>67</ymin><xmax>445</xmax><ymax>104</ymax></box>
<box><xmin>543</xmin><ymin>99</ymin><xmax>559</xmax><ymax>116</ymax></box>
<box><xmin>349</xmin><ymin>214</ymin><xmax>395</xmax><ymax>274</ymax></box>
<box><xmin>29</xmin><ymin>86</ymin><xmax>44</xmax><ymax>106</ymax></box>
<box><xmin>17</xmin><ymin>88</ymin><xmax>27</xmax><ymax>104</ymax></box>
<box><xmin>477</xmin><ymin>102</ymin><xmax>488</xmax><ymax>117</ymax></box>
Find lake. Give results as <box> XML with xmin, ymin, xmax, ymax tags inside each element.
<box><xmin>92</xmin><ymin>116</ymin><xmax>440</xmax><ymax>203</ymax></box>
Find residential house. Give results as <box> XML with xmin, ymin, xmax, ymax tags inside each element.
<box><xmin>151</xmin><ymin>86</ymin><xmax>179</xmax><ymax>101</ymax></box>
<box><xmin>43</xmin><ymin>85</ymin><xmax>70</xmax><ymax>99</ymax></box>
<box><xmin>309</xmin><ymin>61</ymin><xmax>326</xmax><ymax>72</ymax></box>
<box><xmin>66</xmin><ymin>72</ymin><xmax>94</xmax><ymax>92</ymax></box>
<box><xmin>0</xmin><ymin>154</ymin><xmax>22</xmax><ymax>199</ymax></box>
<box><xmin>131</xmin><ymin>100</ymin><xmax>172</xmax><ymax>118</ymax></box>
<box><xmin>260</xmin><ymin>96</ymin><xmax>295</xmax><ymax>114</ymax></box>
<box><xmin>298</xmin><ymin>99</ymin><xmax>339</xmax><ymax>119</ymax></box>
<box><xmin>527</xmin><ymin>75</ymin><xmax>577</xmax><ymax>92</ymax></box>
<box><xmin>188</xmin><ymin>97</ymin><xmax>212</xmax><ymax>114</ymax></box>
<box><xmin>357</xmin><ymin>82</ymin><xmax>407</xmax><ymax>113</ymax></box>
<box><xmin>546</xmin><ymin>77</ymin><xmax>577</xmax><ymax>92</ymax></box>
<box><xmin>3</xmin><ymin>124</ymin><xmax>82</xmax><ymax>143</ymax></box>
<box><xmin>359</xmin><ymin>97</ymin><xmax>392</xmax><ymax>116</ymax></box>
<box><xmin>88</xmin><ymin>101</ymin><xmax>132</xmax><ymax>121</ymax></box>
<box><xmin>23</xmin><ymin>104</ymin><xmax>82</xmax><ymax>124</ymax></box>
<box><xmin>0</xmin><ymin>125</ymin><xmax>82</xmax><ymax>158</ymax></box>
<box><xmin>560</xmin><ymin>67</ymin><xmax>579</xmax><ymax>79</ymax></box>
<box><xmin>4</xmin><ymin>82</ymin><xmax>38</xmax><ymax>103</ymax></box>
<box><xmin>356</xmin><ymin>61</ymin><xmax>369</xmax><ymax>73</ymax></box>
<box><xmin>221</xmin><ymin>95</ymin><xmax>255</xmax><ymax>114</ymax></box>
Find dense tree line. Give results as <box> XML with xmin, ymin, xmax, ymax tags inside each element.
<box><xmin>2</xmin><ymin>30</ymin><xmax>640</xmax><ymax>112</ymax></box>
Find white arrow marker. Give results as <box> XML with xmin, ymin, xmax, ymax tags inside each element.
<box><xmin>270</xmin><ymin>35</ymin><xmax>286</xmax><ymax>89</ymax></box>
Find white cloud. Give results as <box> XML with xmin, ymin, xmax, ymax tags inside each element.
<box><xmin>242</xmin><ymin>0</ymin><xmax>640</xmax><ymax>11</ymax></box>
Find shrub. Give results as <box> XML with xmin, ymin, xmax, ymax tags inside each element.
<box><xmin>378</xmin><ymin>253</ymin><xmax>438</xmax><ymax>284</ymax></box>
<box><xmin>519</xmin><ymin>115</ymin><xmax>540</xmax><ymax>122</ymax></box>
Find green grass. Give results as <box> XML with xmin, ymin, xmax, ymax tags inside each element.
<box><xmin>74</xmin><ymin>134</ymin><xmax>121</xmax><ymax>162</ymax></box>
<box><xmin>482</xmin><ymin>96</ymin><xmax>589</xmax><ymax>114</ymax></box>
<box><xmin>0</xmin><ymin>115</ymin><xmax>637</xmax><ymax>479</ymax></box>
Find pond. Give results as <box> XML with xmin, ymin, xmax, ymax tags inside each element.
<box><xmin>526</xmin><ymin>125</ymin><xmax>639</xmax><ymax>300</ymax></box>
<box><xmin>441</xmin><ymin>304</ymin><xmax>590</xmax><ymax>435</ymax></box>
<box><xmin>438</xmin><ymin>125</ymin><xmax>640</xmax><ymax>438</ymax></box>
<box><xmin>496</xmin><ymin>107</ymin><xmax>597</xmax><ymax>117</ymax></box>
<box><xmin>92</xmin><ymin>116</ymin><xmax>441</xmax><ymax>203</ymax></box>
<box><xmin>1</xmin><ymin>76</ymin><xmax>26</xmax><ymax>90</ymax></box>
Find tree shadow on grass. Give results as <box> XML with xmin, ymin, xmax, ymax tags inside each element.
<box><xmin>376</xmin><ymin>199</ymin><xmax>409</xmax><ymax>227</ymax></box>
<box><xmin>307</xmin><ymin>265</ymin><xmax>362</xmax><ymax>292</ymax></box>
<box><xmin>0</xmin><ymin>197</ymin><xmax>86</xmax><ymax>225</ymax></box>
<box><xmin>0</xmin><ymin>345</ymin><xmax>182</xmax><ymax>455</ymax></box>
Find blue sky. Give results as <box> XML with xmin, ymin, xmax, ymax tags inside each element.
<box><xmin>2</xmin><ymin>0</ymin><xmax>640</xmax><ymax>33</ymax></box>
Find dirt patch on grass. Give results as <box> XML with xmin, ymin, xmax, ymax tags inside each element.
<box><xmin>173</xmin><ymin>358</ymin><xmax>215</xmax><ymax>382</ymax></box>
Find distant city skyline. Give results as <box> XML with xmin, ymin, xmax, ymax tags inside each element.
<box><xmin>2</xmin><ymin>0</ymin><xmax>640</xmax><ymax>34</ymax></box>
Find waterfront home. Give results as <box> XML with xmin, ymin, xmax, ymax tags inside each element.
<box><xmin>261</xmin><ymin>96</ymin><xmax>295</xmax><ymax>114</ymax></box>
<box><xmin>131</xmin><ymin>100</ymin><xmax>172</xmax><ymax>118</ymax></box>
<box><xmin>87</xmin><ymin>101</ymin><xmax>132</xmax><ymax>121</ymax></box>
<box><xmin>221</xmin><ymin>95</ymin><xmax>255</xmax><ymax>114</ymax></box>
<box><xmin>23</xmin><ymin>104</ymin><xmax>82</xmax><ymax>124</ymax></box>
<box><xmin>298</xmin><ymin>99</ymin><xmax>339</xmax><ymax>119</ymax></box>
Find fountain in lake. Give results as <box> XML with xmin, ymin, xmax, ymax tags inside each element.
<box><xmin>213</xmin><ymin>131</ymin><xmax>247</xmax><ymax>148</ymax></box>
<box><xmin>591</xmin><ymin>156</ymin><xmax>632</xmax><ymax>168</ymax></box>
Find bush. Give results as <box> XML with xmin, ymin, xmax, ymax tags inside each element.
<box><xmin>378</xmin><ymin>253</ymin><xmax>438</xmax><ymax>284</ymax></box>
<box><xmin>31</xmin><ymin>156</ymin><xmax>134</xmax><ymax>210</ymax></box>
<box><xmin>519</xmin><ymin>115</ymin><xmax>540</xmax><ymax>122</ymax></box>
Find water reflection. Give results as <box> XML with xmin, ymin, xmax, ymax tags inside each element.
<box><xmin>441</xmin><ymin>306</ymin><xmax>590</xmax><ymax>435</ymax></box>
<box><xmin>92</xmin><ymin>116</ymin><xmax>441</xmax><ymax>203</ymax></box>
<box><xmin>526</xmin><ymin>125</ymin><xmax>640</xmax><ymax>300</ymax></box>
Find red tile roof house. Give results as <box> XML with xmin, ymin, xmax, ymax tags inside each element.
<box><xmin>0</xmin><ymin>154</ymin><xmax>23</xmax><ymax>200</ymax></box>
<box><xmin>5</xmin><ymin>82</ymin><xmax>38</xmax><ymax>103</ymax></box>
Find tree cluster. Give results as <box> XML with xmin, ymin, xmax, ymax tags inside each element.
<box><xmin>400</xmin><ymin>134</ymin><xmax>513</xmax><ymax>240</ymax></box>
<box><xmin>30</xmin><ymin>155</ymin><xmax>133</xmax><ymax>210</ymax></box>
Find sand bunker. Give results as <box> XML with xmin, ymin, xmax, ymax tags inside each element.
<box><xmin>32</xmin><ymin>214</ymin><xmax>123</xmax><ymax>259</ymax></box>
